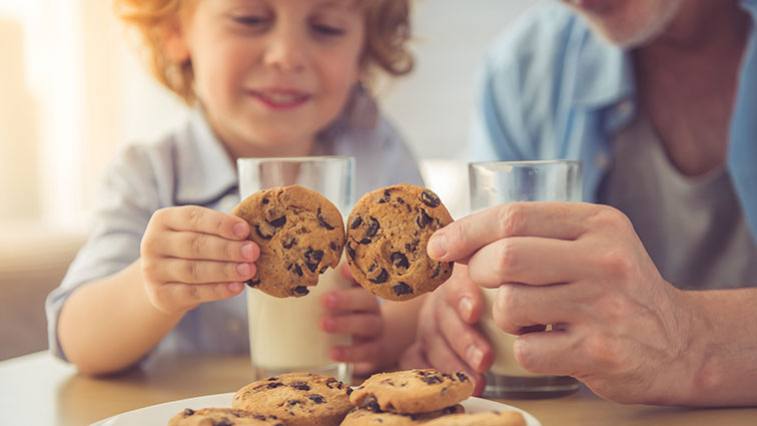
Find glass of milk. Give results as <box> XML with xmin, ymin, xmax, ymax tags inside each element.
<box><xmin>469</xmin><ymin>160</ymin><xmax>582</xmax><ymax>398</ymax></box>
<box><xmin>238</xmin><ymin>156</ymin><xmax>355</xmax><ymax>383</ymax></box>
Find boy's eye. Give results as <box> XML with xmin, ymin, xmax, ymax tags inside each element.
<box><xmin>311</xmin><ymin>23</ymin><xmax>346</xmax><ymax>37</ymax></box>
<box><xmin>232</xmin><ymin>15</ymin><xmax>269</xmax><ymax>27</ymax></box>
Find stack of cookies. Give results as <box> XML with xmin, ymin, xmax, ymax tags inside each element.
<box><xmin>168</xmin><ymin>369</ymin><xmax>526</xmax><ymax>426</ymax></box>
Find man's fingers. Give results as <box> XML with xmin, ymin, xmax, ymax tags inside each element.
<box><xmin>513</xmin><ymin>329</ymin><xmax>584</xmax><ymax>377</ymax></box>
<box><xmin>427</xmin><ymin>202</ymin><xmax>596</xmax><ymax>262</ymax></box>
<box><xmin>442</xmin><ymin>265</ymin><xmax>486</xmax><ymax>324</ymax></box>
<box><xmin>436</xmin><ymin>295</ymin><xmax>492</xmax><ymax>373</ymax></box>
<box><xmin>399</xmin><ymin>342</ymin><xmax>431</xmax><ymax>370</ymax></box>
<box><xmin>467</xmin><ymin>237</ymin><xmax>586</xmax><ymax>287</ymax></box>
<box><xmin>156</xmin><ymin>206</ymin><xmax>250</xmax><ymax>240</ymax></box>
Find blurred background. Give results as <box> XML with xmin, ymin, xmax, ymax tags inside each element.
<box><xmin>0</xmin><ymin>0</ymin><xmax>535</xmax><ymax>360</ymax></box>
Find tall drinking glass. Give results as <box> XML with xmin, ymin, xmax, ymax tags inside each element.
<box><xmin>238</xmin><ymin>156</ymin><xmax>355</xmax><ymax>383</ymax></box>
<box><xmin>469</xmin><ymin>160</ymin><xmax>582</xmax><ymax>399</ymax></box>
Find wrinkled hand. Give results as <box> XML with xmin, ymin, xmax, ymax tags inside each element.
<box><xmin>399</xmin><ymin>264</ymin><xmax>493</xmax><ymax>395</ymax></box>
<box><xmin>321</xmin><ymin>264</ymin><xmax>384</xmax><ymax>375</ymax></box>
<box><xmin>426</xmin><ymin>202</ymin><xmax>695</xmax><ymax>404</ymax></box>
<box><xmin>140</xmin><ymin>206</ymin><xmax>259</xmax><ymax>314</ymax></box>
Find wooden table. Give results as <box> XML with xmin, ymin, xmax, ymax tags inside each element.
<box><xmin>1</xmin><ymin>351</ymin><xmax>756</xmax><ymax>425</ymax></box>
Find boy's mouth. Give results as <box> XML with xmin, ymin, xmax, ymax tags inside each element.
<box><xmin>248</xmin><ymin>89</ymin><xmax>311</xmax><ymax>110</ymax></box>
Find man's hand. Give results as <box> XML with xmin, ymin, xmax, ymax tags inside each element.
<box><xmin>426</xmin><ymin>202</ymin><xmax>696</xmax><ymax>404</ymax></box>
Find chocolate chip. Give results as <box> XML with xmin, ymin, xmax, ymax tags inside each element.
<box><xmin>366</xmin><ymin>217</ymin><xmax>380</xmax><ymax>237</ymax></box>
<box><xmin>317</xmin><ymin>208</ymin><xmax>335</xmax><ymax>230</ymax></box>
<box><xmin>367</xmin><ymin>400</ymin><xmax>381</xmax><ymax>412</ymax></box>
<box><xmin>431</xmin><ymin>263</ymin><xmax>441</xmax><ymax>279</ymax></box>
<box><xmin>420</xmin><ymin>374</ymin><xmax>443</xmax><ymax>385</ymax></box>
<box><xmin>287</xmin><ymin>399</ymin><xmax>303</xmax><ymax>407</ymax></box>
<box><xmin>290</xmin><ymin>381</ymin><xmax>310</xmax><ymax>391</ymax></box>
<box><xmin>214</xmin><ymin>420</ymin><xmax>232</xmax><ymax>426</ymax></box>
<box><xmin>267</xmin><ymin>382</ymin><xmax>284</xmax><ymax>389</ymax></box>
<box><xmin>405</xmin><ymin>239</ymin><xmax>420</xmax><ymax>253</ymax></box>
<box><xmin>359</xmin><ymin>237</ymin><xmax>372</xmax><ymax>245</ymax></box>
<box><xmin>304</xmin><ymin>248</ymin><xmax>324</xmax><ymax>272</ymax></box>
<box><xmin>255</xmin><ymin>225</ymin><xmax>273</xmax><ymax>240</ymax></box>
<box><xmin>393</xmin><ymin>282</ymin><xmax>413</xmax><ymax>296</ymax></box>
<box><xmin>420</xmin><ymin>190</ymin><xmax>441</xmax><ymax>208</ymax></box>
<box><xmin>326</xmin><ymin>378</ymin><xmax>344</xmax><ymax>389</ymax></box>
<box><xmin>283</xmin><ymin>237</ymin><xmax>297</xmax><ymax>249</ymax></box>
<box><xmin>262</xmin><ymin>198</ymin><xmax>270</xmax><ymax>205</ymax></box>
<box><xmin>308</xmin><ymin>394</ymin><xmax>326</xmax><ymax>404</ymax></box>
<box><xmin>183</xmin><ymin>408</ymin><xmax>195</xmax><ymax>416</ymax></box>
<box><xmin>269</xmin><ymin>215</ymin><xmax>287</xmax><ymax>228</ymax></box>
<box><xmin>456</xmin><ymin>372</ymin><xmax>469</xmax><ymax>382</ymax></box>
<box><xmin>350</xmin><ymin>216</ymin><xmax>363</xmax><ymax>229</ymax></box>
<box><xmin>329</xmin><ymin>241</ymin><xmax>338</xmax><ymax>252</ymax></box>
<box><xmin>378</xmin><ymin>189</ymin><xmax>392</xmax><ymax>204</ymax></box>
<box><xmin>293</xmin><ymin>286</ymin><xmax>310</xmax><ymax>296</ymax></box>
<box><xmin>369</xmin><ymin>268</ymin><xmax>389</xmax><ymax>284</ymax></box>
<box><xmin>346</xmin><ymin>242</ymin><xmax>356</xmax><ymax>260</ymax></box>
<box><xmin>390</xmin><ymin>252</ymin><xmax>410</xmax><ymax>270</ymax></box>
<box><xmin>245</xmin><ymin>277</ymin><xmax>260</xmax><ymax>288</ymax></box>
<box><xmin>319</xmin><ymin>266</ymin><xmax>328</xmax><ymax>274</ymax></box>
<box><xmin>416</xmin><ymin>208</ymin><xmax>433</xmax><ymax>228</ymax></box>
<box><xmin>288</xmin><ymin>263</ymin><xmax>304</xmax><ymax>277</ymax></box>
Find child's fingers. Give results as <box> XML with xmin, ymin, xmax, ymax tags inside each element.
<box><xmin>321</xmin><ymin>314</ymin><xmax>382</xmax><ymax>337</ymax></box>
<box><xmin>151</xmin><ymin>232</ymin><xmax>260</xmax><ymax>262</ymax></box>
<box><xmin>155</xmin><ymin>206</ymin><xmax>250</xmax><ymax>240</ymax></box>
<box><xmin>321</xmin><ymin>288</ymin><xmax>379</xmax><ymax>314</ymax></box>
<box><xmin>330</xmin><ymin>340</ymin><xmax>381</xmax><ymax>363</ymax></box>
<box><xmin>160</xmin><ymin>282</ymin><xmax>244</xmax><ymax>310</ymax></box>
<box><xmin>146</xmin><ymin>258</ymin><xmax>256</xmax><ymax>284</ymax></box>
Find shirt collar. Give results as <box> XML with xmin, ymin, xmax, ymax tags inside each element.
<box><xmin>571</xmin><ymin>0</ymin><xmax>757</xmax><ymax>124</ymax></box>
<box><xmin>174</xmin><ymin>109</ymin><xmax>238</xmax><ymax>205</ymax></box>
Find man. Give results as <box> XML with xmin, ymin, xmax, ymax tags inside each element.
<box><xmin>402</xmin><ymin>0</ymin><xmax>757</xmax><ymax>406</ymax></box>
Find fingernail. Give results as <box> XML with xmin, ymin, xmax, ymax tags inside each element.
<box><xmin>233</xmin><ymin>222</ymin><xmax>248</xmax><ymax>238</ymax></box>
<box><xmin>427</xmin><ymin>232</ymin><xmax>448</xmax><ymax>259</ymax></box>
<box><xmin>466</xmin><ymin>345</ymin><xmax>484</xmax><ymax>370</ymax></box>
<box><xmin>241</xmin><ymin>242</ymin><xmax>254</xmax><ymax>260</ymax></box>
<box><xmin>237</xmin><ymin>263</ymin><xmax>251</xmax><ymax>276</ymax></box>
<box><xmin>323</xmin><ymin>293</ymin><xmax>338</xmax><ymax>309</ymax></box>
<box><xmin>459</xmin><ymin>297</ymin><xmax>474</xmax><ymax>321</ymax></box>
<box><xmin>227</xmin><ymin>282</ymin><xmax>242</xmax><ymax>292</ymax></box>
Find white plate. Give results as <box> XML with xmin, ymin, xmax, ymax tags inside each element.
<box><xmin>93</xmin><ymin>393</ymin><xmax>541</xmax><ymax>426</ymax></box>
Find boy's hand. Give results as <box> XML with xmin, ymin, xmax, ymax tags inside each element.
<box><xmin>140</xmin><ymin>206</ymin><xmax>260</xmax><ymax>315</ymax></box>
<box><xmin>321</xmin><ymin>264</ymin><xmax>384</xmax><ymax>375</ymax></box>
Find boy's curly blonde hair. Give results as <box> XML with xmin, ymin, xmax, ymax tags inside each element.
<box><xmin>114</xmin><ymin>0</ymin><xmax>414</xmax><ymax>105</ymax></box>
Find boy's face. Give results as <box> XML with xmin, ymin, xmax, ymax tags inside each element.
<box><xmin>174</xmin><ymin>0</ymin><xmax>365</xmax><ymax>156</ymax></box>
<box><xmin>561</xmin><ymin>0</ymin><xmax>684</xmax><ymax>48</ymax></box>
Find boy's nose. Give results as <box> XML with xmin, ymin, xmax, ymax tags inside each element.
<box><xmin>263</xmin><ymin>30</ymin><xmax>307</xmax><ymax>73</ymax></box>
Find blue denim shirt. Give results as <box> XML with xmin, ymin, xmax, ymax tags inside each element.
<box><xmin>472</xmin><ymin>0</ymin><xmax>757</xmax><ymax>238</ymax></box>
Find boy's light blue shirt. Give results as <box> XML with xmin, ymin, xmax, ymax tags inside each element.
<box><xmin>45</xmin><ymin>105</ymin><xmax>424</xmax><ymax>362</ymax></box>
<box><xmin>472</xmin><ymin>0</ymin><xmax>757</xmax><ymax>239</ymax></box>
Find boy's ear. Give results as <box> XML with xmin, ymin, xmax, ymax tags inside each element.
<box><xmin>161</xmin><ymin>18</ymin><xmax>191</xmax><ymax>64</ymax></box>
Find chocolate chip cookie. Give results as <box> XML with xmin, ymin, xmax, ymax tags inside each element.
<box><xmin>345</xmin><ymin>185</ymin><xmax>453</xmax><ymax>301</ymax></box>
<box><xmin>340</xmin><ymin>405</ymin><xmax>464</xmax><ymax>426</ymax></box>
<box><xmin>232</xmin><ymin>185</ymin><xmax>345</xmax><ymax>298</ymax></box>
<box><xmin>423</xmin><ymin>412</ymin><xmax>526</xmax><ymax>426</ymax></box>
<box><xmin>167</xmin><ymin>408</ymin><xmax>285</xmax><ymax>425</ymax></box>
<box><xmin>232</xmin><ymin>372</ymin><xmax>352</xmax><ymax>426</ymax></box>
<box><xmin>349</xmin><ymin>369</ymin><xmax>473</xmax><ymax>414</ymax></box>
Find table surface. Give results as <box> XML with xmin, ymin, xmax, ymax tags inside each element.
<box><xmin>1</xmin><ymin>351</ymin><xmax>756</xmax><ymax>426</ymax></box>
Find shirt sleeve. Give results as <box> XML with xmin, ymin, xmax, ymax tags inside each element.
<box><xmin>45</xmin><ymin>144</ymin><xmax>163</xmax><ymax>361</ymax></box>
